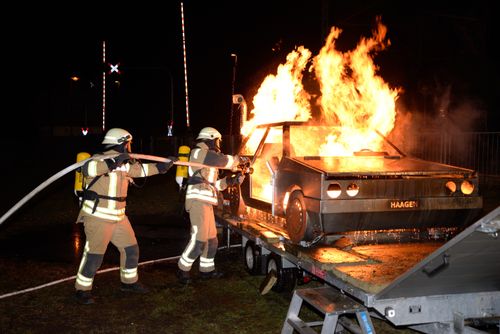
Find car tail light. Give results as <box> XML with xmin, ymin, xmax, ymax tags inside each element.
<box><xmin>445</xmin><ymin>181</ymin><xmax>457</xmax><ymax>194</ymax></box>
<box><xmin>346</xmin><ymin>183</ymin><xmax>359</xmax><ymax>197</ymax></box>
<box><xmin>327</xmin><ymin>183</ymin><xmax>342</xmax><ymax>198</ymax></box>
<box><xmin>460</xmin><ymin>180</ymin><xmax>474</xmax><ymax>195</ymax></box>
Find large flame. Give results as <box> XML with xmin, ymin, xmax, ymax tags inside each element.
<box><xmin>315</xmin><ymin>17</ymin><xmax>398</xmax><ymax>155</ymax></box>
<box><xmin>242</xmin><ymin>18</ymin><xmax>401</xmax><ymax>203</ymax></box>
<box><xmin>240</xmin><ymin>46</ymin><xmax>312</xmax><ymax>137</ymax></box>
<box><xmin>242</xmin><ymin>17</ymin><xmax>400</xmax><ymax>155</ymax></box>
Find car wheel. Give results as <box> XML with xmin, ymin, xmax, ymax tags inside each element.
<box><xmin>244</xmin><ymin>240</ymin><xmax>263</xmax><ymax>275</ymax></box>
<box><xmin>267</xmin><ymin>254</ymin><xmax>297</xmax><ymax>293</ymax></box>
<box><xmin>285</xmin><ymin>191</ymin><xmax>311</xmax><ymax>244</ymax></box>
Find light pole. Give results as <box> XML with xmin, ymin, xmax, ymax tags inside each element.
<box><xmin>167</xmin><ymin>69</ymin><xmax>174</xmax><ymax>136</ymax></box>
<box><xmin>230</xmin><ymin>53</ymin><xmax>238</xmax><ymax>137</ymax></box>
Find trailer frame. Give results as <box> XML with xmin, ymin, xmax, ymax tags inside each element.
<box><xmin>215</xmin><ymin>206</ymin><xmax>500</xmax><ymax>334</ymax></box>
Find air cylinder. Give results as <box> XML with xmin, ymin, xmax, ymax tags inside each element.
<box><xmin>74</xmin><ymin>152</ymin><xmax>91</xmax><ymax>196</ymax></box>
<box><xmin>175</xmin><ymin>145</ymin><xmax>191</xmax><ymax>189</ymax></box>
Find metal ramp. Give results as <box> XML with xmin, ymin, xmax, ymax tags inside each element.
<box><xmin>216</xmin><ymin>204</ymin><xmax>500</xmax><ymax>333</ymax></box>
<box><xmin>282</xmin><ymin>286</ymin><xmax>375</xmax><ymax>334</ymax></box>
<box><xmin>369</xmin><ymin>206</ymin><xmax>500</xmax><ymax>332</ymax></box>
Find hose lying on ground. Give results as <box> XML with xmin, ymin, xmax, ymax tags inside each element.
<box><xmin>0</xmin><ymin>244</ymin><xmax>242</xmax><ymax>300</ymax></box>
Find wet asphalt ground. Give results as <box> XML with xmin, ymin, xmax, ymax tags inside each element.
<box><xmin>0</xmin><ymin>214</ymin><xmax>191</xmax><ymax>266</ymax></box>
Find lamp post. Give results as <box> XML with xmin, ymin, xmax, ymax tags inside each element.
<box><xmin>167</xmin><ymin>68</ymin><xmax>174</xmax><ymax>136</ymax></box>
<box><xmin>230</xmin><ymin>53</ymin><xmax>238</xmax><ymax>137</ymax></box>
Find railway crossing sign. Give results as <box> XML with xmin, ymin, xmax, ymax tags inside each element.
<box><xmin>108</xmin><ymin>63</ymin><xmax>120</xmax><ymax>74</ymax></box>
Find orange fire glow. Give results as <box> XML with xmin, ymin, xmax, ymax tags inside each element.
<box><xmin>241</xmin><ymin>46</ymin><xmax>312</xmax><ymax>137</ymax></box>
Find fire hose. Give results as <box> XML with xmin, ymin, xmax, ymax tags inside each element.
<box><xmin>0</xmin><ymin>153</ymin><xmax>235</xmax><ymax>226</ymax></box>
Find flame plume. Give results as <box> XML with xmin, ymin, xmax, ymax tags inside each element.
<box><xmin>242</xmin><ymin>17</ymin><xmax>401</xmax><ymax>156</ymax></box>
<box><xmin>241</xmin><ymin>46</ymin><xmax>312</xmax><ymax>137</ymax></box>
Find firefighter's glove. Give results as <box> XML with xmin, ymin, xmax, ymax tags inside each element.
<box><xmin>228</xmin><ymin>173</ymin><xmax>245</xmax><ymax>186</ymax></box>
<box><xmin>156</xmin><ymin>161</ymin><xmax>173</xmax><ymax>174</ymax></box>
<box><xmin>106</xmin><ymin>153</ymin><xmax>129</xmax><ymax>170</ymax></box>
<box><xmin>167</xmin><ymin>156</ymin><xmax>179</xmax><ymax>163</ymax></box>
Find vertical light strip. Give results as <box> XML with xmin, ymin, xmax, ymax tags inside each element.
<box><xmin>180</xmin><ymin>2</ymin><xmax>190</xmax><ymax>128</ymax></box>
<box><xmin>102</xmin><ymin>41</ymin><xmax>106</xmax><ymax>132</ymax></box>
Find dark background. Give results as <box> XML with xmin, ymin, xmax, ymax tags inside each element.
<box><xmin>2</xmin><ymin>0</ymin><xmax>497</xmax><ymax>143</ymax></box>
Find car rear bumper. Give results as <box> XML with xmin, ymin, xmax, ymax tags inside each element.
<box><xmin>318</xmin><ymin>196</ymin><xmax>483</xmax><ymax>214</ymax></box>
<box><xmin>305</xmin><ymin>196</ymin><xmax>484</xmax><ymax>232</ymax></box>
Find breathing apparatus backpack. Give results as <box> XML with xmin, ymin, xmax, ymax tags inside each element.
<box><xmin>74</xmin><ymin>152</ymin><xmax>91</xmax><ymax>204</ymax></box>
<box><xmin>175</xmin><ymin>145</ymin><xmax>191</xmax><ymax>216</ymax></box>
<box><xmin>175</xmin><ymin>145</ymin><xmax>191</xmax><ymax>191</ymax></box>
<box><xmin>75</xmin><ymin>152</ymin><xmax>128</xmax><ymax>213</ymax></box>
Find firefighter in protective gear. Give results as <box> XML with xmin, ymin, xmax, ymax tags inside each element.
<box><xmin>74</xmin><ymin>128</ymin><xmax>177</xmax><ymax>304</ymax></box>
<box><xmin>176</xmin><ymin>127</ymin><xmax>245</xmax><ymax>284</ymax></box>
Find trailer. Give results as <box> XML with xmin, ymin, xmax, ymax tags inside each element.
<box><xmin>215</xmin><ymin>205</ymin><xmax>500</xmax><ymax>334</ymax></box>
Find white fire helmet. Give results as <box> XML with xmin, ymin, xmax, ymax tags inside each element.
<box><xmin>102</xmin><ymin>128</ymin><xmax>133</xmax><ymax>145</ymax></box>
<box><xmin>197</xmin><ymin>127</ymin><xmax>222</xmax><ymax>140</ymax></box>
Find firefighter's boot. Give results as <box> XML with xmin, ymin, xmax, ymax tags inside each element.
<box><xmin>120</xmin><ymin>282</ymin><xmax>149</xmax><ymax>294</ymax></box>
<box><xmin>176</xmin><ymin>269</ymin><xmax>192</xmax><ymax>284</ymax></box>
<box><xmin>75</xmin><ymin>290</ymin><xmax>95</xmax><ymax>305</ymax></box>
<box><xmin>200</xmin><ymin>270</ymin><xmax>224</xmax><ymax>280</ymax></box>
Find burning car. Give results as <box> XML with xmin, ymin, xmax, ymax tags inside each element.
<box><xmin>222</xmin><ymin>19</ymin><xmax>483</xmax><ymax>245</ymax></box>
<box><xmin>226</xmin><ymin>121</ymin><xmax>483</xmax><ymax>245</ymax></box>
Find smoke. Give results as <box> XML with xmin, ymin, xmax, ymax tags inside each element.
<box><xmin>390</xmin><ymin>82</ymin><xmax>486</xmax><ymax>161</ymax></box>
<box><xmin>432</xmin><ymin>84</ymin><xmax>484</xmax><ymax>132</ymax></box>
<box><xmin>387</xmin><ymin>105</ymin><xmax>420</xmax><ymax>155</ymax></box>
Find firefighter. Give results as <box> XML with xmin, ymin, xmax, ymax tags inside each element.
<box><xmin>74</xmin><ymin>128</ymin><xmax>177</xmax><ymax>304</ymax></box>
<box><xmin>176</xmin><ymin>127</ymin><xmax>245</xmax><ymax>284</ymax></box>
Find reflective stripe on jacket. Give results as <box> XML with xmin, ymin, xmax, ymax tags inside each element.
<box><xmin>185</xmin><ymin>142</ymin><xmax>238</xmax><ymax>205</ymax></box>
<box><xmin>78</xmin><ymin>149</ymin><xmax>161</xmax><ymax>223</ymax></box>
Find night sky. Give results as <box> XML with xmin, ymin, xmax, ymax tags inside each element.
<box><xmin>2</xmin><ymin>0</ymin><xmax>497</xmax><ymax>142</ymax></box>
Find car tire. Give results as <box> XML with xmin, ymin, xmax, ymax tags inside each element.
<box><xmin>244</xmin><ymin>240</ymin><xmax>264</xmax><ymax>275</ymax></box>
<box><xmin>285</xmin><ymin>191</ymin><xmax>312</xmax><ymax>244</ymax></box>
<box><xmin>266</xmin><ymin>254</ymin><xmax>297</xmax><ymax>293</ymax></box>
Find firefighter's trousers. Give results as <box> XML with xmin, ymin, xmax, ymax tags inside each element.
<box><xmin>75</xmin><ymin>216</ymin><xmax>140</xmax><ymax>291</ymax></box>
<box><xmin>178</xmin><ymin>200</ymin><xmax>218</xmax><ymax>273</ymax></box>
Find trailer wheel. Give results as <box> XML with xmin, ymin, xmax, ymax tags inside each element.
<box><xmin>266</xmin><ymin>254</ymin><xmax>297</xmax><ymax>293</ymax></box>
<box><xmin>244</xmin><ymin>240</ymin><xmax>263</xmax><ymax>275</ymax></box>
<box><xmin>285</xmin><ymin>191</ymin><xmax>313</xmax><ymax>244</ymax></box>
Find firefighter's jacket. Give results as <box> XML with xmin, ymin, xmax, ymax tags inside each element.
<box><xmin>185</xmin><ymin>142</ymin><xmax>239</xmax><ymax>206</ymax></box>
<box><xmin>77</xmin><ymin>149</ymin><xmax>162</xmax><ymax>223</ymax></box>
